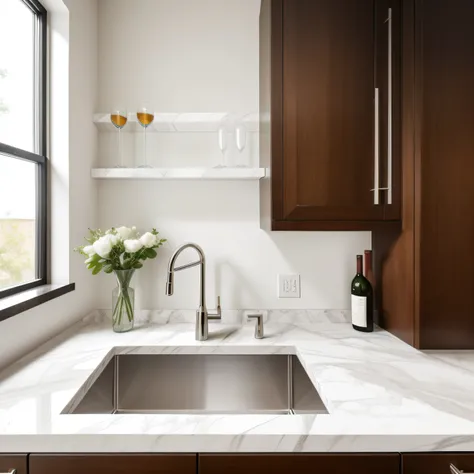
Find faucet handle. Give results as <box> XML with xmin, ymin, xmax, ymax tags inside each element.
<box><xmin>248</xmin><ymin>314</ymin><xmax>264</xmax><ymax>339</ymax></box>
<box><xmin>208</xmin><ymin>296</ymin><xmax>222</xmax><ymax>321</ymax></box>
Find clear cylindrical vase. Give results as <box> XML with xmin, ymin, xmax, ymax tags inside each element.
<box><xmin>112</xmin><ymin>269</ymin><xmax>135</xmax><ymax>333</ymax></box>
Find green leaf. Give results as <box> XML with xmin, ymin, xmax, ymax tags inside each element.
<box><xmin>146</xmin><ymin>248</ymin><xmax>157</xmax><ymax>259</ymax></box>
<box><xmin>155</xmin><ymin>239</ymin><xmax>166</xmax><ymax>247</ymax></box>
<box><xmin>92</xmin><ymin>264</ymin><xmax>103</xmax><ymax>275</ymax></box>
<box><xmin>86</xmin><ymin>254</ymin><xmax>101</xmax><ymax>266</ymax></box>
<box><xmin>133</xmin><ymin>262</ymin><xmax>143</xmax><ymax>269</ymax></box>
<box><xmin>103</xmin><ymin>265</ymin><xmax>113</xmax><ymax>274</ymax></box>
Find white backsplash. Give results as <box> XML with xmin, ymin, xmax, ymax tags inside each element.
<box><xmin>96</xmin><ymin>0</ymin><xmax>371</xmax><ymax>311</ymax></box>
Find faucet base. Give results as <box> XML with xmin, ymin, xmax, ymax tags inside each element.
<box><xmin>196</xmin><ymin>307</ymin><xmax>208</xmax><ymax>341</ymax></box>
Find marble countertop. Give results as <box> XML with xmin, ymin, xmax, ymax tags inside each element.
<box><xmin>1</xmin><ymin>309</ymin><xmax>474</xmax><ymax>453</ymax></box>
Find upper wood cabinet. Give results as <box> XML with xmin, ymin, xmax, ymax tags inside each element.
<box><xmin>260</xmin><ymin>0</ymin><xmax>401</xmax><ymax>230</ymax></box>
<box><xmin>29</xmin><ymin>454</ymin><xmax>196</xmax><ymax>474</ymax></box>
<box><xmin>0</xmin><ymin>455</ymin><xmax>27</xmax><ymax>474</ymax></box>
<box><xmin>374</xmin><ymin>0</ymin><xmax>474</xmax><ymax>349</ymax></box>
<box><xmin>199</xmin><ymin>454</ymin><xmax>400</xmax><ymax>474</ymax></box>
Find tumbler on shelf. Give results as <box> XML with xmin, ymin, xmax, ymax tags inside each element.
<box><xmin>110</xmin><ymin>110</ymin><xmax>128</xmax><ymax>168</ymax></box>
<box><xmin>137</xmin><ymin>107</ymin><xmax>155</xmax><ymax>168</ymax></box>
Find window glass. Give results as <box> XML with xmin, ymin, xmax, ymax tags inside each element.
<box><xmin>0</xmin><ymin>155</ymin><xmax>37</xmax><ymax>291</ymax></box>
<box><xmin>0</xmin><ymin>0</ymin><xmax>35</xmax><ymax>152</ymax></box>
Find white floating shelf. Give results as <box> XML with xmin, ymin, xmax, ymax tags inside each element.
<box><xmin>94</xmin><ymin>112</ymin><xmax>259</xmax><ymax>133</ymax></box>
<box><xmin>91</xmin><ymin>167</ymin><xmax>266</xmax><ymax>180</ymax></box>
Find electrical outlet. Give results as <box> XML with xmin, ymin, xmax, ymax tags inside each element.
<box><xmin>278</xmin><ymin>274</ymin><xmax>301</xmax><ymax>298</ymax></box>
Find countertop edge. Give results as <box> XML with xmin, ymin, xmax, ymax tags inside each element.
<box><xmin>1</xmin><ymin>433</ymin><xmax>474</xmax><ymax>453</ymax></box>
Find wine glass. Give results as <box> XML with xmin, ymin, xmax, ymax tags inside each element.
<box><xmin>235</xmin><ymin>122</ymin><xmax>248</xmax><ymax>167</ymax></box>
<box><xmin>137</xmin><ymin>107</ymin><xmax>155</xmax><ymax>168</ymax></box>
<box><xmin>110</xmin><ymin>110</ymin><xmax>128</xmax><ymax>168</ymax></box>
<box><xmin>215</xmin><ymin>126</ymin><xmax>228</xmax><ymax>168</ymax></box>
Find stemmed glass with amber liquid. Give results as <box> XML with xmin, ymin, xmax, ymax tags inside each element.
<box><xmin>110</xmin><ymin>110</ymin><xmax>128</xmax><ymax>168</ymax></box>
<box><xmin>137</xmin><ymin>107</ymin><xmax>155</xmax><ymax>168</ymax></box>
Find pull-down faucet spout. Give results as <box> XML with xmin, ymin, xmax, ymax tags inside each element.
<box><xmin>165</xmin><ymin>243</ymin><xmax>221</xmax><ymax>341</ymax></box>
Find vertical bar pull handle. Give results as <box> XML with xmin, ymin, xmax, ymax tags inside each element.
<box><xmin>372</xmin><ymin>87</ymin><xmax>380</xmax><ymax>205</ymax></box>
<box><xmin>387</xmin><ymin>7</ymin><xmax>393</xmax><ymax>205</ymax></box>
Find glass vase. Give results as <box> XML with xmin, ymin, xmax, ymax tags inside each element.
<box><xmin>112</xmin><ymin>269</ymin><xmax>135</xmax><ymax>333</ymax></box>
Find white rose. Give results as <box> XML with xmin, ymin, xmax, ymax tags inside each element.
<box><xmin>92</xmin><ymin>234</ymin><xmax>119</xmax><ymax>258</ymax></box>
<box><xmin>93</xmin><ymin>236</ymin><xmax>113</xmax><ymax>258</ymax></box>
<box><xmin>124</xmin><ymin>239</ymin><xmax>143</xmax><ymax>253</ymax></box>
<box><xmin>116</xmin><ymin>226</ymin><xmax>136</xmax><ymax>240</ymax></box>
<box><xmin>139</xmin><ymin>232</ymin><xmax>156</xmax><ymax>248</ymax></box>
<box><xmin>107</xmin><ymin>234</ymin><xmax>120</xmax><ymax>246</ymax></box>
<box><xmin>83</xmin><ymin>245</ymin><xmax>95</xmax><ymax>256</ymax></box>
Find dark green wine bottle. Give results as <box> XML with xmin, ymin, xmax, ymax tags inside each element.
<box><xmin>351</xmin><ymin>255</ymin><xmax>374</xmax><ymax>332</ymax></box>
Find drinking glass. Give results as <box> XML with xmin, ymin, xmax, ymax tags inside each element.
<box><xmin>137</xmin><ymin>107</ymin><xmax>155</xmax><ymax>168</ymax></box>
<box><xmin>235</xmin><ymin>122</ymin><xmax>248</xmax><ymax>167</ymax></box>
<box><xmin>215</xmin><ymin>126</ymin><xmax>228</xmax><ymax>168</ymax></box>
<box><xmin>110</xmin><ymin>110</ymin><xmax>128</xmax><ymax>168</ymax></box>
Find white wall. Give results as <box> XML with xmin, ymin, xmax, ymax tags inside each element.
<box><xmin>97</xmin><ymin>0</ymin><xmax>371</xmax><ymax>311</ymax></box>
<box><xmin>0</xmin><ymin>0</ymin><xmax>99</xmax><ymax>371</ymax></box>
<box><xmin>0</xmin><ymin>0</ymin><xmax>371</xmax><ymax>372</ymax></box>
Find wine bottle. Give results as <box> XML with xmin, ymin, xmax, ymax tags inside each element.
<box><xmin>364</xmin><ymin>250</ymin><xmax>375</xmax><ymax>289</ymax></box>
<box><xmin>351</xmin><ymin>255</ymin><xmax>374</xmax><ymax>332</ymax></box>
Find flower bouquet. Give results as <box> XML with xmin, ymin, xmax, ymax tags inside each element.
<box><xmin>75</xmin><ymin>227</ymin><xmax>166</xmax><ymax>332</ymax></box>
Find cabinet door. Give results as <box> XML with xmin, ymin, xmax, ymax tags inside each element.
<box><xmin>403</xmin><ymin>453</ymin><xmax>474</xmax><ymax>474</ymax></box>
<box><xmin>416</xmin><ymin>0</ymin><xmax>474</xmax><ymax>349</ymax></box>
<box><xmin>0</xmin><ymin>455</ymin><xmax>27</xmax><ymax>474</ymax></box>
<box><xmin>199</xmin><ymin>454</ymin><xmax>400</xmax><ymax>474</ymax></box>
<box><xmin>29</xmin><ymin>454</ymin><xmax>196</xmax><ymax>474</ymax></box>
<box><xmin>271</xmin><ymin>0</ymin><xmax>397</xmax><ymax>230</ymax></box>
<box><xmin>376</xmin><ymin>0</ymin><xmax>402</xmax><ymax>221</ymax></box>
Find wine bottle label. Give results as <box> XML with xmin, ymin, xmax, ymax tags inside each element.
<box><xmin>351</xmin><ymin>295</ymin><xmax>367</xmax><ymax>327</ymax></box>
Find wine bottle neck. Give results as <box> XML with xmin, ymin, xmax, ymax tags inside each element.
<box><xmin>356</xmin><ymin>255</ymin><xmax>363</xmax><ymax>274</ymax></box>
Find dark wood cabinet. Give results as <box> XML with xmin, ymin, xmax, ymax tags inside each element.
<box><xmin>374</xmin><ymin>0</ymin><xmax>474</xmax><ymax>349</ymax></box>
<box><xmin>7</xmin><ymin>452</ymin><xmax>474</xmax><ymax>474</ymax></box>
<box><xmin>403</xmin><ymin>453</ymin><xmax>474</xmax><ymax>474</ymax></box>
<box><xmin>199</xmin><ymin>454</ymin><xmax>400</xmax><ymax>474</ymax></box>
<box><xmin>29</xmin><ymin>454</ymin><xmax>196</xmax><ymax>474</ymax></box>
<box><xmin>260</xmin><ymin>0</ymin><xmax>401</xmax><ymax>231</ymax></box>
<box><xmin>0</xmin><ymin>455</ymin><xmax>27</xmax><ymax>474</ymax></box>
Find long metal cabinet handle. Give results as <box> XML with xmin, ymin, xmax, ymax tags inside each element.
<box><xmin>387</xmin><ymin>7</ymin><xmax>393</xmax><ymax>204</ymax></box>
<box><xmin>0</xmin><ymin>470</ymin><xmax>17</xmax><ymax>474</ymax></box>
<box><xmin>373</xmin><ymin>87</ymin><xmax>380</xmax><ymax>205</ymax></box>
<box><xmin>451</xmin><ymin>464</ymin><xmax>474</xmax><ymax>474</ymax></box>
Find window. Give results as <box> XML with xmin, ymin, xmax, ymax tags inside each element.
<box><xmin>0</xmin><ymin>0</ymin><xmax>47</xmax><ymax>299</ymax></box>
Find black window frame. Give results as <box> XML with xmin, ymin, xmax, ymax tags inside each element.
<box><xmin>0</xmin><ymin>0</ymin><xmax>48</xmax><ymax>300</ymax></box>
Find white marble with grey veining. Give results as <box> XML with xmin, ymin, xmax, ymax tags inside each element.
<box><xmin>91</xmin><ymin>167</ymin><xmax>266</xmax><ymax>180</ymax></box>
<box><xmin>1</xmin><ymin>309</ymin><xmax>474</xmax><ymax>453</ymax></box>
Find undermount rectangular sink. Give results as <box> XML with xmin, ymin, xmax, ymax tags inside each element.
<box><xmin>64</xmin><ymin>353</ymin><xmax>328</xmax><ymax>415</ymax></box>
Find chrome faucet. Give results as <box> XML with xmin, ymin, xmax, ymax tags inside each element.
<box><xmin>248</xmin><ymin>314</ymin><xmax>264</xmax><ymax>339</ymax></box>
<box><xmin>165</xmin><ymin>243</ymin><xmax>221</xmax><ymax>341</ymax></box>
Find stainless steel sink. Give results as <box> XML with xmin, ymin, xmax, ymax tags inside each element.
<box><xmin>64</xmin><ymin>353</ymin><xmax>328</xmax><ymax>415</ymax></box>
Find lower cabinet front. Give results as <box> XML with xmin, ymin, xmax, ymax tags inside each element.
<box><xmin>403</xmin><ymin>453</ymin><xmax>474</xmax><ymax>474</ymax></box>
<box><xmin>29</xmin><ymin>454</ymin><xmax>196</xmax><ymax>474</ymax></box>
<box><xmin>199</xmin><ymin>454</ymin><xmax>400</xmax><ymax>474</ymax></box>
<box><xmin>12</xmin><ymin>452</ymin><xmax>474</xmax><ymax>474</ymax></box>
<box><xmin>0</xmin><ymin>455</ymin><xmax>28</xmax><ymax>474</ymax></box>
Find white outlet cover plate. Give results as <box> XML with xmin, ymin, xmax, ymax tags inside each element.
<box><xmin>278</xmin><ymin>274</ymin><xmax>301</xmax><ymax>298</ymax></box>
